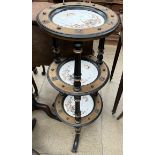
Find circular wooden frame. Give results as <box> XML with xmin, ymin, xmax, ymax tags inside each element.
<box><xmin>37</xmin><ymin>2</ymin><xmax>119</xmax><ymax>41</ymax></box>
<box><xmin>47</xmin><ymin>56</ymin><xmax>110</xmax><ymax>96</ymax></box>
<box><xmin>54</xmin><ymin>93</ymin><xmax>103</xmax><ymax>127</ymax></box>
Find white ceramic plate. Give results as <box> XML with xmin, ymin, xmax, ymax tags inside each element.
<box><xmin>59</xmin><ymin>60</ymin><xmax>98</xmax><ymax>86</ymax></box>
<box><xmin>63</xmin><ymin>95</ymin><xmax>94</xmax><ymax>117</ymax></box>
<box><xmin>52</xmin><ymin>9</ymin><xmax>105</xmax><ymax>29</ymax></box>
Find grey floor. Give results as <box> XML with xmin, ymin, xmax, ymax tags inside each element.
<box><xmin>32</xmin><ymin>40</ymin><xmax>123</xmax><ymax>155</ymax></box>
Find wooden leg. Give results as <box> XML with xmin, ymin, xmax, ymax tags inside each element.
<box><xmin>97</xmin><ymin>38</ymin><xmax>105</xmax><ymax>65</ymax></box>
<box><xmin>112</xmin><ymin>73</ymin><xmax>123</xmax><ymax>115</ymax></box>
<box><xmin>32</xmin><ymin>76</ymin><xmax>38</xmax><ymax>97</ymax></box>
<box><xmin>32</xmin><ymin>94</ymin><xmax>61</xmax><ymax>121</ymax></box>
<box><xmin>117</xmin><ymin>111</ymin><xmax>123</xmax><ymax>120</ymax></box>
<box><xmin>42</xmin><ymin>65</ymin><xmax>46</xmax><ymax>75</ymax></box>
<box><xmin>72</xmin><ymin>127</ymin><xmax>81</xmax><ymax>153</ymax></box>
<box><xmin>110</xmin><ymin>36</ymin><xmax>122</xmax><ymax>81</ymax></box>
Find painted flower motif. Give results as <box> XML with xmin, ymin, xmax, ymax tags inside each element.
<box><xmin>64</xmin><ymin>95</ymin><xmax>94</xmax><ymax>117</ymax></box>
<box><xmin>59</xmin><ymin>60</ymin><xmax>98</xmax><ymax>86</ymax></box>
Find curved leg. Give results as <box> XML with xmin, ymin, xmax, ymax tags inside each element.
<box><xmin>32</xmin><ymin>94</ymin><xmax>61</xmax><ymax>122</ymax></box>
<box><xmin>112</xmin><ymin>73</ymin><xmax>123</xmax><ymax>115</ymax></box>
<box><xmin>72</xmin><ymin>127</ymin><xmax>81</xmax><ymax>153</ymax></box>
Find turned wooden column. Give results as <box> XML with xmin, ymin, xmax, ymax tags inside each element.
<box><xmin>72</xmin><ymin>42</ymin><xmax>83</xmax><ymax>152</ymax></box>
<box><xmin>74</xmin><ymin>96</ymin><xmax>81</xmax><ymax>123</ymax></box>
<box><xmin>73</xmin><ymin>42</ymin><xmax>83</xmax><ymax>123</ymax></box>
<box><xmin>97</xmin><ymin>38</ymin><xmax>105</xmax><ymax>65</ymax></box>
<box><xmin>52</xmin><ymin>38</ymin><xmax>61</xmax><ymax>63</ymax></box>
<box><xmin>73</xmin><ymin>43</ymin><xmax>83</xmax><ymax>92</ymax></box>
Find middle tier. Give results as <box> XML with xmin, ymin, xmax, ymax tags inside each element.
<box><xmin>47</xmin><ymin>56</ymin><xmax>109</xmax><ymax>96</ymax></box>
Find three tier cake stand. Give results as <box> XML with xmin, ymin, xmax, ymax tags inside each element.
<box><xmin>37</xmin><ymin>2</ymin><xmax>119</xmax><ymax>152</ymax></box>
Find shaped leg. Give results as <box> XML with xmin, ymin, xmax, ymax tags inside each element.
<box><xmin>32</xmin><ymin>94</ymin><xmax>61</xmax><ymax>121</ymax></box>
<box><xmin>72</xmin><ymin>127</ymin><xmax>81</xmax><ymax>153</ymax></box>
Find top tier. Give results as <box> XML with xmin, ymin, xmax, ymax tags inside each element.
<box><xmin>37</xmin><ymin>2</ymin><xmax>119</xmax><ymax>41</ymax></box>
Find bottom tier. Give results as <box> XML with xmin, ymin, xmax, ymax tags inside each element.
<box><xmin>54</xmin><ymin>93</ymin><xmax>103</xmax><ymax>127</ymax></box>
